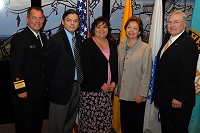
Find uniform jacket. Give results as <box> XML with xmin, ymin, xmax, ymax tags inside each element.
<box><xmin>9</xmin><ymin>27</ymin><xmax>47</xmax><ymax>99</ymax></box>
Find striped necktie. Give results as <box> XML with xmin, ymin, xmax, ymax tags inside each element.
<box><xmin>72</xmin><ymin>36</ymin><xmax>83</xmax><ymax>83</ymax></box>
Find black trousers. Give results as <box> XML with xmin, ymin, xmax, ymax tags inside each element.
<box><xmin>159</xmin><ymin>107</ymin><xmax>193</xmax><ymax>133</ymax></box>
<box><xmin>120</xmin><ymin>100</ymin><xmax>146</xmax><ymax>133</ymax></box>
<box><xmin>12</xmin><ymin>96</ymin><xmax>45</xmax><ymax>133</ymax></box>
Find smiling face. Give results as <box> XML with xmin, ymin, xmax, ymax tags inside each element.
<box><xmin>94</xmin><ymin>22</ymin><xmax>108</xmax><ymax>39</ymax></box>
<box><xmin>125</xmin><ymin>21</ymin><xmax>140</xmax><ymax>39</ymax></box>
<box><xmin>62</xmin><ymin>13</ymin><xmax>79</xmax><ymax>35</ymax></box>
<box><xmin>26</xmin><ymin>9</ymin><xmax>44</xmax><ymax>34</ymax></box>
<box><xmin>167</xmin><ymin>13</ymin><xmax>186</xmax><ymax>37</ymax></box>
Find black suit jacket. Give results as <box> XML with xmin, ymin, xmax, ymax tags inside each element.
<box><xmin>153</xmin><ymin>31</ymin><xmax>199</xmax><ymax>109</ymax></box>
<box><xmin>9</xmin><ymin>27</ymin><xmax>47</xmax><ymax>99</ymax></box>
<box><xmin>81</xmin><ymin>38</ymin><xmax>118</xmax><ymax>92</ymax></box>
<box><xmin>44</xmin><ymin>29</ymin><xmax>82</xmax><ymax>105</ymax></box>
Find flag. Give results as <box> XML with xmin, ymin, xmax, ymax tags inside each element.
<box><xmin>86</xmin><ymin>1</ymin><xmax>91</xmax><ymax>38</ymax></box>
<box><xmin>72</xmin><ymin>1</ymin><xmax>88</xmax><ymax>132</ymax></box>
<box><xmin>143</xmin><ymin>0</ymin><xmax>162</xmax><ymax>132</ymax></box>
<box><xmin>76</xmin><ymin>0</ymin><xmax>88</xmax><ymax>40</ymax></box>
<box><xmin>188</xmin><ymin>0</ymin><xmax>200</xmax><ymax>132</ymax></box>
<box><xmin>119</xmin><ymin>0</ymin><xmax>132</xmax><ymax>41</ymax></box>
<box><xmin>16</xmin><ymin>14</ymin><xmax>21</xmax><ymax>27</ymax></box>
<box><xmin>112</xmin><ymin>0</ymin><xmax>132</xmax><ymax>133</ymax></box>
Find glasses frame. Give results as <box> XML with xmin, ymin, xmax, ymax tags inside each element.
<box><xmin>167</xmin><ymin>21</ymin><xmax>183</xmax><ymax>25</ymax></box>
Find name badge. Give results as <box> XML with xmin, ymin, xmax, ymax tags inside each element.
<box><xmin>14</xmin><ymin>80</ymin><xmax>26</xmax><ymax>89</ymax></box>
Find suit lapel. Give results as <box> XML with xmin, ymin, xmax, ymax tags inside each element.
<box><xmin>26</xmin><ymin>27</ymin><xmax>43</xmax><ymax>52</ymax></box>
<box><xmin>91</xmin><ymin>38</ymin><xmax>109</xmax><ymax>61</ymax></box>
<box><xmin>157</xmin><ymin>35</ymin><xmax>170</xmax><ymax>60</ymax></box>
<box><xmin>108</xmin><ymin>40</ymin><xmax>114</xmax><ymax>61</ymax></box>
<box><xmin>40</xmin><ymin>33</ymin><xmax>47</xmax><ymax>52</ymax></box>
<box><xmin>170</xmin><ymin>31</ymin><xmax>187</xmax><ymax>47</ymax></box>
<box><xmin>75</xmin><ymin>33</ymin><xmax>82</xmax><ymax>46</ymax></box>
<box><xmin>75</xmin><ymin>33</ymin><xmax>82</xmax><ymax>54</ymax></box>
<box><xmin>157</xmin><ymin>31</ymin><xmax>188</xmax><ymax>66</ymax></box>
<box><xmin>61</xmin><ymin>29</ymin><xmax>74</xmax><ymax>60</ymax></box>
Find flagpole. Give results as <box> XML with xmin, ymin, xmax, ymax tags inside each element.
<box><xmin>163</xmin><ymin>0</ymin><xmax>165</xmax><ymax>34</ymax></box>
<box><xmin>143</xmin><ymin>0</ymin><xmax>163</xmax><ymax>132</ymax></box>
<box><xmin>86</xmin><ymin>0</ymin><xmax>89</xmax><ymax>38</ymax></box>
<box><xmin>112</xmin><ymin>1</ymin><xmax>132</xmax><ymax>133</ymax></box>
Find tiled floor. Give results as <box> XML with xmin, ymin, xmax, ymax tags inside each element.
<box><xmin>0</xmin><ymin>119</ymin><xmax>48</xmax><ymax>133</ymax></box>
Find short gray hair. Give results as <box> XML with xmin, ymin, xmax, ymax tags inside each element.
<box><xmin>168</xmin><ymin>10</ymin><xmax>187</xmax><ymax>24</ymax></box>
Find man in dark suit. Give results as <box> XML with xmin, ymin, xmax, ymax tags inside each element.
<box><xmin>153</xmin><ymin>10</ymin><xmax>199</xmax><ymax>133</ymax></box>
<box><xmin>44</xmin><ymin>9</ymin><xmax>82</xmax><ymax>133</ymax></box>
<box><xmin>9</xmin><ymin>7</ymin><xmax>47</xmax><ymax>133</ymax></box>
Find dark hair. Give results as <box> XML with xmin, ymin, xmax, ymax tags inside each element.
<box><xmin>27</xmin><ymin>7</ymin><xmax>44</xmax><ymax>17</ymax></box>
<box><xmin>62</xmin><ymin>9</ymin><xmax>79</xmax><ymax>20</ymax></box>
<box><xmin>91</xmin><ymin>16</ymin><xmax>111</xmax><ymax>38</ymax></box>
<box><xmin>124</xmin><ymin>16</ymin><xmax>143</xmax><ymax>38</ymax></box>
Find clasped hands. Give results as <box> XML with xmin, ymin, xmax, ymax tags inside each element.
<box><xmin>135</xmin><ymin>94</ymin><xmax>145</xmax><ymax>104</ymax></box>
<box><xmin>101</xmin><ymin>82</ymin><xmax>116</xmax><ymax>93</ymax></box>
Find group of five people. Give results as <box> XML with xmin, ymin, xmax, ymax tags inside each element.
<box><xmin>9</xmin><ymin>6</ymin><xmax>198</xmax><ymax>133</ymax></box>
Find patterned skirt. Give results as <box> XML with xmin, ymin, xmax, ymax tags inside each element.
<box><xmin>78</xmin><ymin>91</ymin><xmax>113</xmax><ymax>133</ymax></box>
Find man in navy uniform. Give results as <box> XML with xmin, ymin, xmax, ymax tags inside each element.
<box><xmin>9</xmin><ymin>7</ymin><xmax>47</xmax><ymax>133</ymax></box>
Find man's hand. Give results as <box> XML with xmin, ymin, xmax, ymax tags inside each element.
<box><xmin>18</xmin><ymin>92</ymin><xmax>28</xmax><ymax>99</ymax></box>
<box><xmin>172</xmin><ymin>98</ymin><xmax>182</xmax><ymax>108</ymax></box>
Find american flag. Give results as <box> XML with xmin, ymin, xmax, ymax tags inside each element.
<box><xmin>76</xmin><ymin>0</ymin><xmax>88</xmax><ymax>40</ymax></box>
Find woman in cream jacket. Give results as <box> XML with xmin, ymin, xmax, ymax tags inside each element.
<box><xmin>117</xmin><ymin>16</ymin><xmax>152</xmax><ymax>133</ymax></box>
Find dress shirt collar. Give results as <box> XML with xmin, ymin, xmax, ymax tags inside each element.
<box><xmin>27</xmin><ymin>26</ymin><xmax>41</xmax><ymax>37</ymax></box>
<box><xmin>121</xmin><ymin>37</ymin><xmax>142</xmax><ymax>49</ymax></box>
<box><xmin>64</xmin><ymin>28</ymin><xmax>75</xmax><ymax>43</ymax></box>
<box><xmin>170</xmin><ymin>30</ymin><xmax>185</xmax><ymax>44</ymax></box>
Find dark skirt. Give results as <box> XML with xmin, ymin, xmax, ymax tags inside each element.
<box><xmin>78</xmin><ymin>91</ymin><xmax>113</xmax><ymax>133</ymax></box>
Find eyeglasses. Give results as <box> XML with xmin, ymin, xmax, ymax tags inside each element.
<box><xmin>167</xmin><ymin>21</ymin><xmax>183</xmax><ymax>25</ymax></box>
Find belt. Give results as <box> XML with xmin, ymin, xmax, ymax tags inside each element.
<box><xmin>74</xmin><ymin>80</ymin><xmax>78</xmax><ymax>82</ymax></box>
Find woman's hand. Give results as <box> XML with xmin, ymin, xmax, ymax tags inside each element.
<box><xmin>101</xmin><ymin>83</ymin><xmax>110</xmax><ymax>93</ymax></box>
<box><xmin>109</xmin><ymin>82</ymin><xmax>116</xmax><ymax>91</ymax></box>
<box><xmin>114</xmin><ymin>88</ymin><xmax>118</xmax><ymax>96</ymax></box>
<box><xmin>134</xmin><ymin>94</ymin><xmax>144</xmax><ymax>103</ymax></box>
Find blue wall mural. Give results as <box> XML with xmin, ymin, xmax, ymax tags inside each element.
<box><xmin>0</xmin><ymin>0</ymin><xmax>195</xmax><ymax>60</ymax></box>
